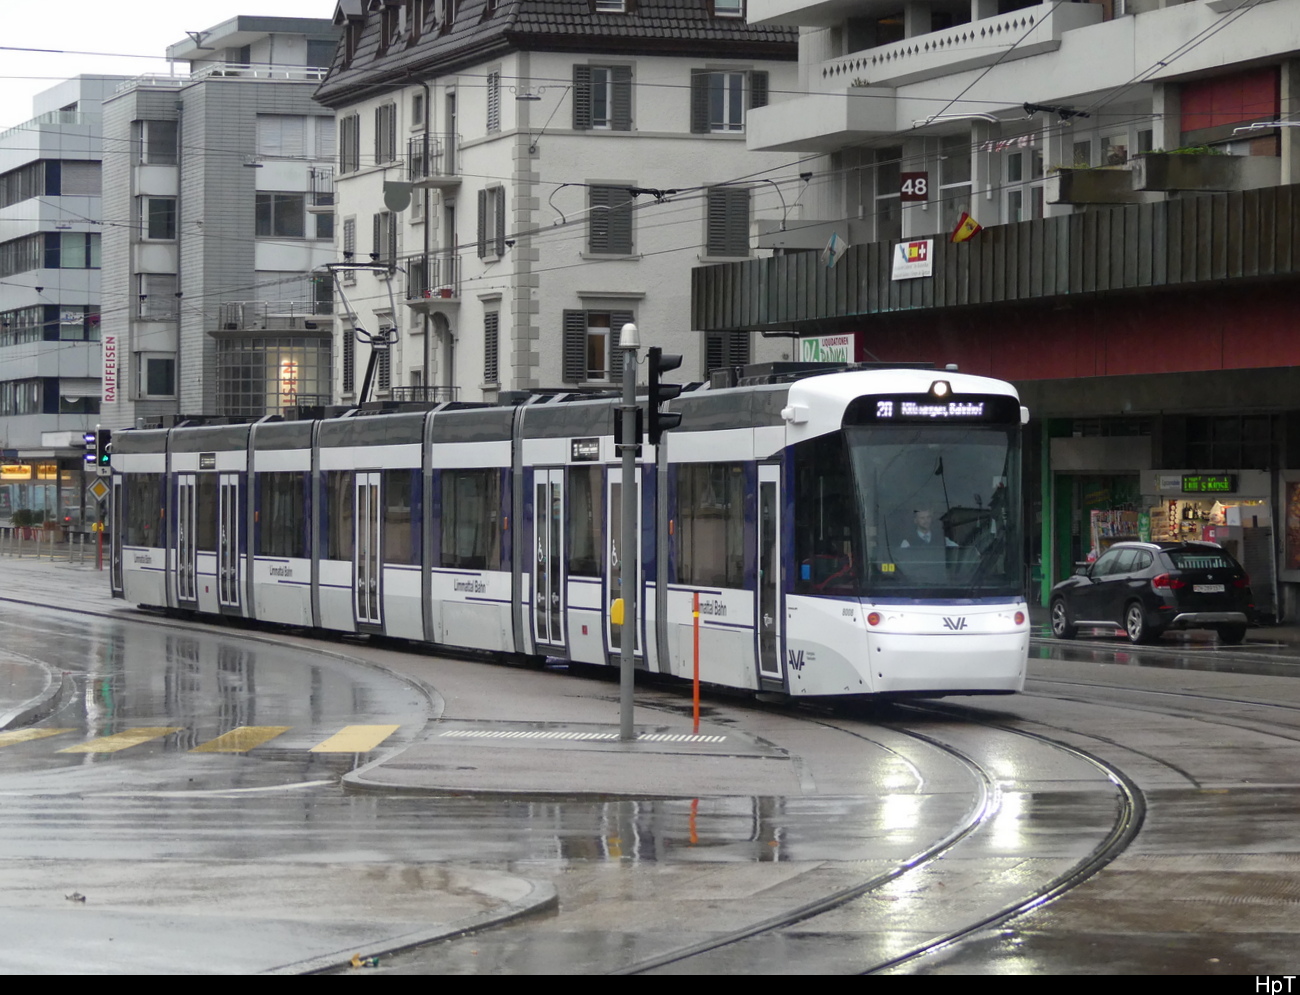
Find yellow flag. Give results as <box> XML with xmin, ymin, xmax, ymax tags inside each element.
<box><xmin>950</xmin><ymin>212</ymin><xmax>983</xmax><ymax>243</ymax></box>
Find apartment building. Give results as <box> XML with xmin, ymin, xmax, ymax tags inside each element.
<box><xmin>314</xmin><ymin>0</ymin><xmax>799</xmax><ymax>404</ymax></box>
<box><xmin>692</xmin><ymin>0</ymin><xmax>1300</xmax><ymax>616</ymax></box>
<box><xmin>98</xmin><ymin>15</ymin><xmax>340</xmax><ymax>431</ymax></box>
<box><xmin>0</xmin><ymin>76</ymin><xmax>125</xmax><ymax>527</ymax></box>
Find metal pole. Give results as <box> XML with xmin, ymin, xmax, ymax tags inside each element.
<box><xmin>619</xmin><ymin>322</ymin><xmax>641</xmax><ymax>741</ymax></box>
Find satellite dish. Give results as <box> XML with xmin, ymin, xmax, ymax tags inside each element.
<box><xmin>383</xmin><ymin>181</ymin><xmax>413</xmax><ymax>212</ymax></box>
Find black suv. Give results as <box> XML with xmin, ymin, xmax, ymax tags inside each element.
<box><xmin>1049</xmin><ymin>540</ymin><xmax>1254</xmax><ymax>645</ymax></box>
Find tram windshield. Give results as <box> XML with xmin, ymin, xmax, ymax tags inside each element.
<box><xmin>792</xmin><ymin>424</ymin><xmax>1022</xmax><ymax>599</ymax></box>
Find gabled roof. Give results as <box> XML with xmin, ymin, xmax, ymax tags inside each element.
<box><xmin>316</xmin><ymin>0</ymin><xmax>797</xmax><ymax>107</ymax></box>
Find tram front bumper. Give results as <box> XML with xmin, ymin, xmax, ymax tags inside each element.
<box><xmin>867</xmin><ymin>630</ymin><xmax>1028</xmax><ymax>694</ymax></box>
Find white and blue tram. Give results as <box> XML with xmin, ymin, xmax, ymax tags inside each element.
<box><xmin>109</xmin><ymin>365</ymin><xmax>1029</xmax><ymax>698</ymax></box>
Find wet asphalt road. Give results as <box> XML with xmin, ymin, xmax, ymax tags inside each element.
<box><xmin>6</xmin><ymin>583</ymin><xmax>1300</xmax><ymax>972</ymax></box>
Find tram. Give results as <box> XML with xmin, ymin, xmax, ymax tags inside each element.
<box><xmin>109</xmin><ymin>364</ymin><xmax>1030</xmax><ymax>698</ymax></box>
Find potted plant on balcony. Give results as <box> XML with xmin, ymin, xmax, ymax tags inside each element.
<box><xmin>1133</xmin><ymin>145</ymin><xmax>1243</xmax><ymax>192</ymax></box>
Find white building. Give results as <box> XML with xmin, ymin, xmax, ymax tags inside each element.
<box><xmin>0</xmin><ymin>76</ymin><xmax>125</xmax><ymax>526</ymax></box>
<box><xmin>743</xmin><ymin>0</ymin><xmax>1300</xmax><ymax>247</ymax></box>
<box><xmin>314</xmin><ymin>0</ymin><xmax>800</xmax><ymax>403</ymax></box>
<box><xmin>99</xmin><ymin>16</ymin><xmax>340</xmax><ymax>430</ymax></box>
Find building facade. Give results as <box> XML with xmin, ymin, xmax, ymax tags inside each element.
<box><xmin>692</xmin><ymin>0</ymin><xmax>1300</xmax><ymax>618</ymax></box>
<box><xmin>0</xmin><ymin>76</ymin><xmax>125</xmax><ymax>527</ymax></box>
<box><xmin>314</xmin><ymin>0</ymin><xmax>799</xmax><ymax>404</ymax></box>
<box><xmin>99</xmin><ymin>16</ymin><xmax>340</xmax><ymax>432</ymax></box>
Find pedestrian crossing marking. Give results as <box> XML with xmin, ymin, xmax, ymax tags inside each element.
<box><xmin>191</xmin><ymin>726</ymin><xmax>292</xmax><ymax>753</ymax></box>
<box><xmin>0</xmin><ymin>728</ymin><xmax>75</xmax><ymax>747</ymax></box>
<box><xmin>309</xmin><ymin>724</ymin><xmax>400</xmax><ymax>753</ymax></box>
<box><xmin>58</xmin><ymin>727</ymin><xmax>183</xmax><ymax>754</ymax></box>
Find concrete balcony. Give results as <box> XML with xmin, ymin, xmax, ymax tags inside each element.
<box><xmin>819</xmin><ymin>2</ymin><xmax>1102</xmax><ymax>89</ymax></box>
<box><xmin>747</xmin><ymin>87</ymin><xmax>896</xmax><ymax>153</ymax></box>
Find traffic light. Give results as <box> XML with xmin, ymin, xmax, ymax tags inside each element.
<box><xmin>83</xmin><ymin>430</ymin><xmax>97</xmax><ymax>465</ymax></box>
<box><xmin>96</xmin><ymin>428</ymin><xmax>112</xmax><ymax>468</ymax></box>
<box><xmin>647</xmin><ymin>346</ymin><xmax>683</xmax><ymax>446</ymax></box>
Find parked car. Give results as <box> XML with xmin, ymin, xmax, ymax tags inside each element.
<box><xmin>1049</xmin><ymin>540</ymin><xmax>1254</xmax><ymax>645</ymax></box>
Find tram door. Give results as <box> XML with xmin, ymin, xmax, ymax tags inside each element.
<box><xmin>533</xmin><ymin>468</ymin><xmax>565</xmax><ymax>649</ymax></box>
<box><xmin>109</xmin><ymin>475</ymin><xmax>123</xmax><ymax>595</ymax></box>
<box><xmin>606</xmin><ymin>467</ymin><xmax>642</xmax><ymax>655</ymax></box>
<box><xmin>757</xmin><ymin>464</ymin><xmax>783</xmax><ymax>682</ymax></box>
<box><xmin>354</xmin><ymin>471</ymin><xmax>382</xmax><ymax>626</ymax></box>
<box><xmin>218</xmin><ymin>474</ymin><xmax>241</xmax><ymax>610</ymax></box>
<box><xmin>175</xmin><ymin>473</ymin><xmax>198</xmax><ymax>605</ymax></box>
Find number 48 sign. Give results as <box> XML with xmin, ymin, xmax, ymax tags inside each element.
<box><xmin>900</xmin><ymin>172</ymin><xmax>929</xmax><ymax>202</ymax></box>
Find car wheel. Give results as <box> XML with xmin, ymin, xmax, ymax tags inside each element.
<box><xmin>1125</xmin><ymin>602</ymin><xmax>1155</xmax><ymax>644</ymax></box>
<box><xmin>1217</xmin><ymin>624</ymin><xmax>1247</xmax><ymax>646</ymax></box>
<box><xmin>1050</xmin><ymin>598</ymin><xmax>1077</xmax><ymax>640</ymax></box>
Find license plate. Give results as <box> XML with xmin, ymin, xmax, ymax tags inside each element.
<box><xmin>1194</xmin><ymin>584</ymin><xmax>1225</xmax><ymax>593</ymax></box>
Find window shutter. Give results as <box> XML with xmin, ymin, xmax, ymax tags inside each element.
<box><xmin>477</xmin><ymin>188</ymin><xmax>488</xmax><ymax>258</ymax></box>
<box><xmin>373</xmin><ymin>213</ymin><xmax>382</xmax><ymax>260</ymax></box>
<box><xmin>342</xmin><ymin>329</ymin><xmax>355</xmax><ymax>394</ymax></box>
<box><xmin>707</xmin><ymin>187</ymin><xmax>750</xmax><ymax>257</ymax></box>
<box><xmin>610</xmin><ymin>310</ymin><xmax>632</xmax><ymax>357</ymax></box>
<box><xmin>612</xmin><ymin>66</ymin><xmax>633</xmax><ymax>131</ymax></box>
<box><xmin>387</xmin><ymin>213</ymin><xmax>398</xmax><ymax>264</ymax></box>
<box><xmin>705</xmin><ymin>333</ymin><xmax>725</xmax><ymax>375</ymax></box>
<box><xmin>573</xmin><ymin>65</ymin><xmax>592</xmax><ymax>130</ymax></box>
<box><xmin>494</xmin><ymin>186</ymin><xmax>506</xmax><ymax>256</ymax></box>
<box><xmin>487</xmin><ymin>71</ymin><xmax>501</xmax><ymax>132</ymax></box>
<box><xmin>563</xmin><ymin>310</ymin><xmax>587</xmax><ymax>382</ymax></box>
<box><xmin>484</xmin><ymin>312</ymin><xmax>499</xmax><ymax>383</ymax></box>
<box><xmin>588</xmin><ymin>186</ymin><xmax>610</xmax><ymax>253</ymax></box>
<box><xmin>690</xmin><ymin>70</ymin><xmax>710</xmax><ymax>134</ymax></box>
<box><xmin>748</xmin><ymin>71</ymin><xmax>769</xmax><ymax>110</ymax></box>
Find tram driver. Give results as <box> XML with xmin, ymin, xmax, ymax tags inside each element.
<box><xmin>899</xmin><ymin>509</ymin><xmax>958</xmax><ymax>549</ymax></box>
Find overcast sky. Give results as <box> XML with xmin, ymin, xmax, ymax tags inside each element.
<box><xmin>0</xmin><ymin>1</ymin><xmax>335</xmax><ymax>131</ymax></box>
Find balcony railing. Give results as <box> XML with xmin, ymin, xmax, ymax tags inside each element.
<box><xmin>819</xmin><ymin>2</ymin><xmax>1102</xmax><ymax>89</ymax></box>
<box><xmin>405</xmin><ymin>253</ymin><xmax>462</xmax><ymax>300</ymax></box>
<box><xmin>389</xmin><ymin>385</ymin><xmax>459</xmax><ymax>404</ymax></box>
<box><xmin>309</xmin><ymin>166</ymin><xmax>335</xmax><ymax>211</ymax></box>
<box><xmin>407</xmin><ymin>133</ymin><xmax>460</xmax><ymax>184</ymax></box>
<box><xmin>692</xmin><ymin>182</ymin><xmax>1300</xmax><ymax>332</ymax></box>
<box><xmin>218</xmin><ymin>300</ymin><xmax>333</xmax><ymax>332</ymax></box>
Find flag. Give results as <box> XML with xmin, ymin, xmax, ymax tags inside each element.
<box><xmin>821</xmin><ymin>231</ymin><xmax>847</xmax><ymax>268</ymax></box>
<box><xmin>950</xmin><ymin>212</ymin><xmax>982</xmax><ymax>243</ymax></box>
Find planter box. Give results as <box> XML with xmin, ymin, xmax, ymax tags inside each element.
<box><xmin>1046</xmin><ymin>167</ymin><xmax>1141</xmax><ymax>205</ymax></box>
<box><xmin>1134</xmin><ymin>153</ymin><xmax>1244</xmax><ymax>192</ymax></box>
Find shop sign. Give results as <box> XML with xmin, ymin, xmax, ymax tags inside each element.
<box><xmin>891</xmin><ymin>239</ymin><xmax>933</xmax><ymax>280</ymax></box>
<box><xmin>102</xmin><ymin>334</ymin><xmax>117</xmax><ymax>405</ymax></box>
<box><xmin>1</xmin><ymin>464</ymin><xmax>31</xmax><ymax>480</ymax></box>
<box><xmin>1156</xmin><ymin>474</ymin><xmax>1183</xmax><ymax>493</ymax></box>
<box><xmin>1182</xmin><ymin>474</ymin><xmax>1237</xmax><ymax>493</ymax></box>
<box><xmin>36</xmin><ymin>464</ymin><xmax>57</xmax><ymax>480</ymax></box>
<box><xmin>799</xmin><ymin>334</ymin><xmax>855</xmax><ymax>364</ymax></box>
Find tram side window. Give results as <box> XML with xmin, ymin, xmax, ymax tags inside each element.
<box><xmin>325</xmin><ymin>470</ymin><xmax>353</xmax><ymax>560</ymax></box>
<box><xmin>125</xmin><ymin>474</ymin><xmax>165</xmax><ymax>548</ymax></box>
<box><xmin>792</xmin><ymin>434</ymin><xmax>861</xmax><ymax>595</ymax></box>
<box><xmin>441</xmin><ymin>469</ymin><xmax>501</xmax><ymax>570</ymax></box>
<box><xmin>676</xmin><ymin>462</ymin><xmax>746</xmax><ymax>589</ymax></box>
<box><xmin>384</xmin><ymin>468</ymin><xmax>419</xmax><ymax>565</ymax></box>
<box><xmin>195</xmin><ymin>474</ymin><xmax>218</xmax><ymax>553</ymax></box>
<box><xmin>257</xmin><ymin>472</ymin><xmax>306</xmax><ymax>558</ymax></box>
<box><xmin>568</xmin><ymin>465</ymin><xmax>601</xmax><ymax>577</ymax></box>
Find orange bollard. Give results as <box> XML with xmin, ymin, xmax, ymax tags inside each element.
<box><xmin>693</xmin><ymin>591</ymin><xmax>700</xmax><ymax>736</ymax></box>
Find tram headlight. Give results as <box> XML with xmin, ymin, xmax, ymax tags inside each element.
<box><xmin>867</xmin><ymin>612</ymin><xmax>881</xmax><ymax>626</ymax></box>
<box><xmin>930</xmin><ymin>379</ymin><xmax>951</xmax><ymax>398</ymax></box>
<box><xmin>1015</xmin><ymin>611</ymin><xmax>1025</xmax><ymax>625</ymax></box>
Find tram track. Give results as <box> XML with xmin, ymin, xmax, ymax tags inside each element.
<box><xmin>606</xmin><ymin>705</ymin><xmax>1143</xmax><ymax>975</ymax></box>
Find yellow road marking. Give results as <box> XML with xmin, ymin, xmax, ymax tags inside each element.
<box><xmin>191</xmin><ymin>726</ymin><xmax>292</xmax><ymax>753</ymax></box>
<box><xmin>309</xmin><ymin>724</ymin><xmax>400</xmax><ymax>753</ymax></box>
<box><xmin>58</xmin><ymin>727</ymin><xmax>183</xmax><ymax>754</ymax></box>
<box><xmin>0</xmin><ymin>728</ymin><xmax>75</xmax><ymax>747</ymax></box>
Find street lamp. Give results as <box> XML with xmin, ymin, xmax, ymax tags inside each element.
<box><xmin>618</xmin><ymin>321</ymin><xmax>640</xmax><ymax>741</ymax></box>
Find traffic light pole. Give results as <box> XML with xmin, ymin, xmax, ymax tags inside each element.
<box><xmin>618</xmin><ymin>323</ymin><xmax>640</xmax><ymax>742</ymax></box>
